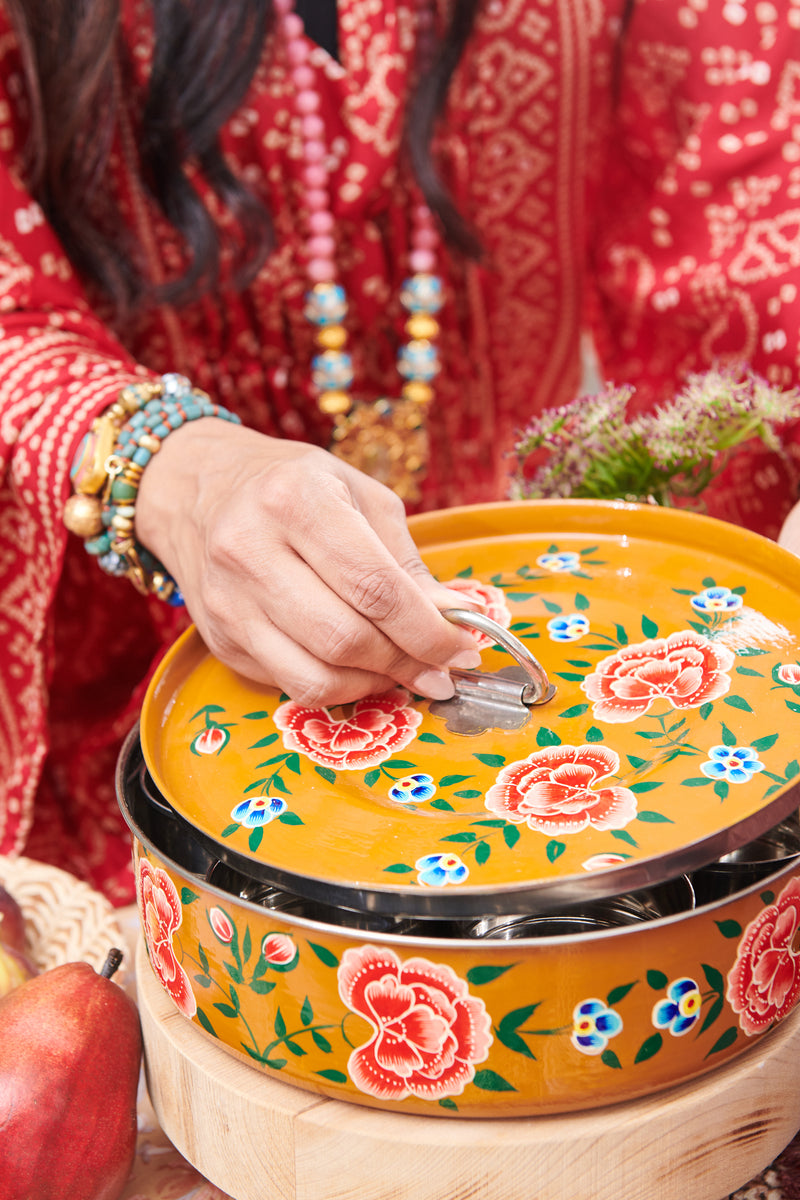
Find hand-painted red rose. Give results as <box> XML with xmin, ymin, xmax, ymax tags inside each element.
<box><xmin>338</xmin><ymin>945</ymin><xmax>492</xmax><ymax>1102</ymax></box>
<box><xmin>581</xmin><ymin>630</ymin><xmax>734</xmax><ymax>723</ymax></box>
<box><xmin>191</xmin><ymin>724</ymin><xmax>230</xmax><ymax>755</ymax></box>
<box><xmin>137</xmin><ymin>857</ymin><xmax>196</xmax><ymax>1018</ymax></box>
<box><xmin>274</xmin><ymin>687</ymin><xmax>422</xmax><ymax>770</ymax></box>
<box><xmin>208</xmin><ymin>906</ymin><xmax>234</xmax><ymax>943</ymax></box>
<box><xmin>727</xmin><ymin>877</ymin><xmax>800</xmax><ymax>1036</ymax></box>
<box><xmin>485</xmin><ymin>744</ymin><xmax>637</xmax><ymax>834</ymax></box>
<box><xmin>261</xmin><ymin>932</ymin><xmax>298</xmax><ymax>967</ymax></box>
<box><xmin>440</xmin><ymin>577</ymin><xmax>512</xmax><ymax>648</ymax></box>
<box><xmin>778</xmin><ymin>663</ymin><xmax>800</xmax><ymax>686</ymax></box>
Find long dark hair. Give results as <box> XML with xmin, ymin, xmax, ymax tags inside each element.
<box><xmin>5</xmin><ymin>0</ymin><xmax>482</xmax><ymax>316</ymax></box>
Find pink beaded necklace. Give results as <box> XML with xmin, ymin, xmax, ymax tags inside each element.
<box><xmin>274</xmin><ymin>0</ymin><xmax>444</xmax><ymax>504</ymax></box>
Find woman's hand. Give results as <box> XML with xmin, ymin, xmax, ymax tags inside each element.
<box><xmin>779</xmin><ymin>499</ymin><xmax>800</xmax><ymax>557</ymax></box>
<box><xmin>135</xmin><ymin>419</ymin><xmax>482</xmax><ymax>704</ymax></box>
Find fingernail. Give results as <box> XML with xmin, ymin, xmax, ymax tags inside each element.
<box><xmin>413</xmin><ymin>669</ymin><xmax>456</xmax><ymax>701</ymax></box>
<box><xmin>448</xmin><ymin>649</ymin><xmax>483</xmax><ymax>670</ymax></box>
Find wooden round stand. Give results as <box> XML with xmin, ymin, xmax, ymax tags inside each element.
<box><xmin>137</xmin><ymin>939</ymin><xmax>800</xmax><ymax>1200</ymax></box>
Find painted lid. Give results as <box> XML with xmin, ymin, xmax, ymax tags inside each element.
<box><xmin>139</xmin><ymin>500</ymin><xmax>800</xmax><ymax>918</ymax></box>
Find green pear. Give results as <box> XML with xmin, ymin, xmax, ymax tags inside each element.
<box><xmin>0</xmin><ymin>948</ymin><xmax>142</xmax><ymax>1200</ymax></box>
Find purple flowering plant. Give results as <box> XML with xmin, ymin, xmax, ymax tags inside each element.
<box><xmin>511</xmin><ymin>367</ymin><xmax>800</xmax><ymax>506</ymax></box>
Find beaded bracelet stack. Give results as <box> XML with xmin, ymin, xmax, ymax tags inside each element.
<box><xmin>63</xmin><ymin>373</ymin><xmax>241</xmax><ymax>606</ymax></box>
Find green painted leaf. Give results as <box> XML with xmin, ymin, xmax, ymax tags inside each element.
<box><xmin>788</xmin><ymin>760</ymin><xmax>800</xmax><ymax>779</ymax></box>
<box><xmin>702</xmin><ymin>576</ymin><xmax>716</xmax><ymax>587</ymax></box>
<box><xmin>720</xmin><ymin>724</ymin><xmax>737</xmax><ymax>747</ymax></box>
<box><xmin>389</xmin><ymin>760</ymin><xmax>417</xmax><ymax>770</ymax></box>
<box><xmin>181</xmin><ymin>887</ymin><xmax>199</xmax><ymax>905</ymax></box>
<box><xmin>316</xmin><ymin>1068</ymin><xmax>348</xmax><ymax>1083</ymax></box>
<box><xmin>213</xmin><ymin>1002</ymin><xmax>238</xmax><ymax>1019</ymax></box>
<box><xmin>699</xmin><ymin>703</ymin><xmax>713</xmax><ymax>720</ymax></box>
<box><xmin>508</xmin><ymin>592</ymin><xmax>538</xmax><ymax>602</ymax></box>
<box><xmin>559</xmin><ymin>704</ymin><xmax>589</xmax><ymax>719</ymax></box>
<box><xmin>243</xmin><ymin>779</ymin><xmax>267</xmax><ymax>794</ymax></box>
<box><xmin>472</xmin><ymin>819</ymin><xmax>506</xmax><ymax>828</ymax></box>
<box><xmin>300</xmin><ymin>996</ymin><xmax>314</xmax><ymax>1026</ymax></box>
<box><xmin>456</xmin><ymin>566</ymin><xmax>473</xmax><ymax>578</ymax></box>
<box><xmin>249</xmin><ymin>979</ymin><xmax>276</xmax><ymax>995</ymax></box>
<box><xmin>716</xmin><ymin>919</ymin><xmax>743</xmax><ymax>938</ymax></box>
<box><xmin>221</xmin><ymin>823</ymin><xmax>239</xmax><ymax>838</ymax></box>
<box><xmin>475</xmin><ymin>753</ymin><xmax>506</xmax><ymax>767</ymax></box>
<box><xmin>567</xmin><ymin>660</ymin><xmax>592</xmax><ymax>668</ymax></box>
<box><xmin>438</xmin><ymin>1097</ymin><xmax>458</xmax><ymax>1110</ymax></box>
<box><xmin>224</xmin><ymin>962</ymin><xmax>243</xmax><ymax>985</ymax></box>
<box><xmin>194</xmin><ymin>975</ymin><xmax>211</xmax><ymax>988</ymax></box>
<box><xmin>284</xmin><ymin>753</ymin><xmax>302</xmax><ymax>775</ymax></box>
<box><xmin>706</xmin><ymin>1026</ymin><xmax>738</xmax><ymax>1057</ymax></box>
<box><xmin>646</xmin><ymin>970</ymin><xmax>668</xmax><ymax>990</ymax></box>
<box><xmin>634</xmin><ymin>1032</ymin><xmax>663</xmax><ymax>1064</ymax></box>
<box><xmin>787</xmin><ymin>699</ymin><xmax>800</xmax><ymax>714</ymax></box>
<box><xmin>498</xmin><ymin>1003</ymin><xmax>541</xmax><ymax>1033</ymax></box>
<box><xmin>724</xmin><ymin>695</ymin><xmax>754</xmax><ymax>713</ymax></box>
<box><xmin>243</xmin><ymin>710</ymin><xmax>271</xmax><ymax>720</ymax></box>
<box><xmin>611</xmin><ymin>829</ymin><xmax>638</xmax><ymax>847</ymax></box>
<box><xmin>315</xmin><ymin>765</ymin><xmax>336</xmax><ymax>784</ymax></box>
<box><xmin>429</xmin><ymin>798</ymin><xmax>455</xmax><ymax>811</ymax></box>
<box><xmin>278</xmin><ymin>811</ymin><xmax>304</xmax><ymax>825</ymax></box>
<box><xmin>475</xmin><ymin>841</ymin><xmax>491</xmax><ymax>866</ymax></box>
<box><xmin>510</xmin><ymin>621</ymin><xmax>535</xmax><ymax>631</ymax></box>
<box><xmin>601</xmin><ymin>1050</ymin><xmax>622</xmax><ymax>1069</ymax></box>
<box><xmin>191</xmin><ymin>704</ymin><xmax>226</xmax><ymax>718</ymax></box>
<box><xmin>503</xmin><ymin>824</ymin><xmax>521</xmax><ymax>849</ymax></box>
<box><xmin>738</xmin><ymin>646</ymin><xmax>769</xmax><ymax>656</ymax></box>
<box><xmin>574</xmin><ymin>593</ymin><xmax>590</xmax><ymax>611</ymax></box>
<box><xmin>419</xmin><ymin>732</ymin><xmax>446</xmax><ymax>744</ymax></box>
<box><xmin>630</xmin><ymin>781</ymin><xmax>664</xmax><ymax>793</ymax></box>
<box><xmin>701</xmin><ymin>963</ymin><xmax>724</xmax><ymax>994</ymax></box>
<box><xmin>736</xmin><ymin>667</ymin><xmax>764</xmax><ymax>678</ymax></box>
<box><xmin>271</xmin><ymin>775</ymin><xmax>290</xmax><ymax>795</ymax></box>
<box><xmin>441</xmin><ymin>832</ymin><xmax>477</xmax><ymax>843</ymax></box>
<box><xmin>364</xmin><ymin>768</ymin><xmax>381</xmax><ymax>788</ymax></box>
<box><xmin>454</xmin><ymin>789</ymin><xmax>482</xmax><ymax>799</ymax></box>
<box><xmin>242</xmin><ymin>926</ymin><xmax>252</xmax><ymax>963</ymax></box>
<box><xmin>312</xmin><ymin>1030</ymin><xmax>332</xmax><ymax>1053</ymax></box>
<box><xmin>440</xmin><ymin>774</ymin><xmax>473</xmax><ymax>787</ymax></box>
<box><xmin>627</xmin><ymin>755</ymin><xmax>648</xmax><ymax>768</ymax></box>
<box><xmin>274</xmin><ymin>1008</ymin><xmax>286</xmax><ymax>1038</ymax></box>
<box><xmin>615</xmin><ymin>624</ymin><xmax>629</xmax><ymax>646</ymax></box>
<box><xmin>555</xmin><ymin>672</ymin><xmax>586</xmax><ymax>682</ymax></box>
<box><xmin>250</xmin><ymin>733</ymin><xmax>279</xmax><ymax>748</ymax></box>
<box><xmin>472</xmin><ymin>1069</ymin><xmax>517</xmax><ymax>1093</ymax></box>
<box><xmin>760</xmin><ymin>890</ymin><xmax>775</xmax><ymax>905</ymax></box>
<box><xmin>384</xmin><ymin>863</ymin><xmax>414</xmax><ymax>874</ymax></box>
<box><xmin>542</xmin><ymin>599</ymin><xmax>562</xmax><ymax>613</ymax></box>
<box><xmin>536</xmin><ymin>728</ymin><xmax>561</xmax><ymax>747</ymax></box>
<box><xmin>196</xmin><ymin>1008</ymin><xmax>217</xmax><ymax>1038</ymax></box>
<box><xmin>606</xmin><ymin>981</ymin><xmax>637</xmax><ymax>1006</ymax></box>
<box><xmin>198</xmin><ymin>944</ymin><xmax>209</xmax><ymax>974</ymax></box>
<box><xmin>585</xmin><ymin>726</ymin><xmax>604</xmax><ymax>742</ymax></box>
<box><xmin>248</xmin><ymin>827</ymin><xmax>264</xmax><ymax>853</ymax></box>
<box><xmin>699</xmin><ymin>995</ymin><xmax>723</xmax><ymax>1035</ymax></box>
<box><xmin>286</xmin><ymin>1042</ymin><xmax>307</xmax><ymax>1058</ymax></box>
<box><xmin>467</xmin><ymin>964</ymin><xmax>515</xmax><ymax>986</ymax></box>
<box><xmin>682</xmin><ymin>777</ymin><xmax>712</xmax><ymax>787</ymax></box>
<box><xmin>636</xmin><ymin>810</ymin><xmax>673</xmax><ymax>823</ymax></box>
<box><xmin>308</xmin><ymin>942</ymin><xmax>339</xmax><ymax>968</ymax></box>
<box><xmin>496</xmin><ymin>1029</ymin><xmax>536</xmax><ymax>1059</ymax></box>
<box><xmin>641</xmin><ymin>615</ymin><xmax>658</xmax><ymax>639</ymax></box>
<box><xmin>546</xmin><ymin>839</ymin><xmax>566</xmax><ymax>863</ymax></box>
<box><xmin>714</xmin><ymin>781</ymin><xmax>729</xmax><ymax>801</ymax></box>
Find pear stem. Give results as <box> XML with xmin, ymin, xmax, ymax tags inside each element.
<box><xmin>100</xmin><ymin>948</ymin><xmax>124</xmax><ymax>979</ymax></box>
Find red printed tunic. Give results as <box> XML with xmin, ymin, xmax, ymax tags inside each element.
<box><xmin>0</xmin><ymin>0</ymin><xmax>798</xmax><ymax>902</ymax></box>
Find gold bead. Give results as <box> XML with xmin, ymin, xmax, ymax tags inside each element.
<box><xmin>315</xmin><ymin>324</ymin><xmax>348</xmax><ymax>350</ymax></box>
<box><xmin>63</xmin><ymin>493</ymin><xmax>104</xmax><ymax>538</ymax></box>
<box><xmin>405</xmin><ymin>314</ymin><xmax>439</xmax><ymax>341</ymax></box>
<box><xmin>318</xmin><ymin>390</ymin><xmax>352</xmax><ymax>416</ymax></box>
<box><xmin>138</xmin><ymin>434</ymin><xmax>161</xmax><ymax>454</ymax></box>
<box><xmin>111</xmin><ymin>513</ymin><xmax>135</xmax><ymax>533</ymax></box>
<box><xmin>400</xmin><ymin>381</ymin><xmax>434</xmax><ymax>405</ymax></box>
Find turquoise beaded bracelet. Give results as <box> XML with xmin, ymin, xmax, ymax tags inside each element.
<box><xmin>66</xmin><ymin>373</ymin><xmax>240</xmax><ymax>606</ymax></box>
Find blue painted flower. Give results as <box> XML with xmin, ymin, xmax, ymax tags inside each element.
<box><xmin>547</xmin><ymin>613</ymin><xmax>590</xmax><ymax>642</ymax></box>
<box><xmin>230</xmin><ymin>795</ymin><xmax>288</xmax><ymax>827</ymax></box>
<box><xmin>652</xmin><ymin>977</ymin><xmax>702</xmax><ymax>1036</ymax></box>
<box><xmin>700</xmin><ymin>745</ymin><xmax>765</xmax><ymax>784</ymax></box>
<box><xmin>571</xmin><ymin>998</ymin><xmax>623</xmax><ymax>1056</ymax></box>
<box><xmin>415</xmin><ymin>852</ymin><xmax>469</xmax><ymax>887</ymax></box>
<box><xmin>537</xmin><ymin>551</ymin><xmax>580</xmax><ymax>573</ymax></box>
<box><xmin>690</xmin><ymin>586</ymin><xmax>743</xmax><ymax>614</ymax></box>
<box><xmin>389</xmin><ymin>773</ymin><xmax>436</xmax><ymax>803</ymax></box>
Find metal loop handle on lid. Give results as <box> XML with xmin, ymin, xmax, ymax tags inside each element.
<box><xmin>442</xmin><ymin>608</ymin><xmax>556</xmax><ymax>707</ymax></box>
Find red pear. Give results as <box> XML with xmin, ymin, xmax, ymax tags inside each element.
<box><xmin>0</xmin><ymin>948</ymin><xmax>142</xmax><ymax>1200</ymax></box>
